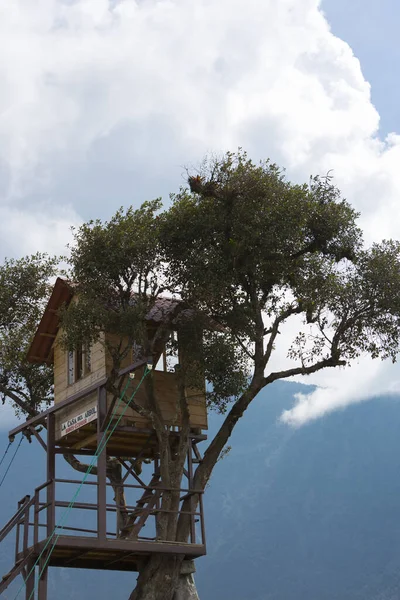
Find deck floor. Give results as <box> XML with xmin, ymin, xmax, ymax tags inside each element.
<box><xmin>17</xmin><ymin>536</ymin><xmax>206</xmax><ymax>572</ymax></box>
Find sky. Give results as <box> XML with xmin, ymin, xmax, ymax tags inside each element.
<box><xmin>1</xmin><ymin>0</ymin><xmax>400</xmax><ymax>428</ymax></box>
<box><xmin>322</xmin><ymin>0</ymin><xmax>400</xmax><ymax>139</ymax></box>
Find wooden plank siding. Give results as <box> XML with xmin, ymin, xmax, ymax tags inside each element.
<box><xmin>53</xmin><ymin>331</ymin><xmax>207</xmax><ymax>444</ymax></box>
<box><xmin>107</xmin><ymin>368</ymin><xmax>207</xmax><ymax>431</ymax></box>
<box><xmin>53</xmin><ymin>331</ymin><xmax>107</xmax><ymax>404</ymax></box>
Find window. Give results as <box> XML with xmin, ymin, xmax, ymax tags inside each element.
<box><xmin>155</xmin><ymin>331</ymin><xmax>179</xmax><ymax>372</ymax></box>
<box><xmin>67</xmin><ymin>343</ymin><xmax>91</xmax><ymax>385</ymax></box>
<box><xmin>67</xmin><ymin>350</ymin><xmax>75</xmax><ymax>385</ymax></box>
<box><xmin>85</xmin><ymin>345</ymin><xmax>91</xmax><ymax>373</ymax></box>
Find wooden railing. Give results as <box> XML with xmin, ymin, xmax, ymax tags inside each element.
<box><xmin>10</xmin><ymin>477</ymin><xmax>205</xmax><ymax>556</ymax></box>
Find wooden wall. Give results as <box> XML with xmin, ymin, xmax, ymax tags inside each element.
<box><xmin>53</xmin><ymin>331</ymin><xmax>106</xmax><ymax>404</ymax></box>
<box><xmin>103</xmin><ymin>332</ymin><xmax>208</xmax><ymax>431</ymax></box>
<box><xmin>53</xmin><ymin>331</ymin><xmax>208</xmax><ymax>439</ymax></box>
<box><xmin>107</xmin><ymin>368</ymin><xmax>207</xmax><ymax>431</ymax></box>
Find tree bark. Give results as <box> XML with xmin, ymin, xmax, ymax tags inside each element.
<box><xmin>129</xmin><ymin>556</ymin><xmax>200</xmax><ymax>600</ymax></box>
<box><xmin>173</xmin><ymin>561</ymin><xmax>200</xmax><ymax>600</ymax></box>
<box><xmin>128</xmin><ymin>554</ymin><xmax>184</xmax><ymax>600</ymax></box>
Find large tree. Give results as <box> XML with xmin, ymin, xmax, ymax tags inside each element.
<box><xmin>2</xmin><ymin>151</ymin><xmax>400</xmax><ymax>600</ymax></box>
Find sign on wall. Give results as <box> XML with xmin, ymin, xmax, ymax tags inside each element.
<box><xmin>61</xmin><ymin>405</ymin><xmax>98</xmax><ymax>437</ymax></box>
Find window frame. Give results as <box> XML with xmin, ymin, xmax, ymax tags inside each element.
<box><xmin>67</xmin><ymin>343</ymin><xmax>92</xmax><ymax>386</ymax></box>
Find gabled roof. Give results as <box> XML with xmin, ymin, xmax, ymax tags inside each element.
<box><xmin>27</xmin><ymin>278</ymin><xmax>74</xmax><ymax>364</ymax></box>
<box><xmin>27</xmin><ymin>279</ymin><xmax>194</xmax><ymax>365</ymax></box>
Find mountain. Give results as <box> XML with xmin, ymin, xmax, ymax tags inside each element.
<box><xmin>2</xmin><ymin>381</ymin><xmax>400</xmax><ymax>599</ymax></box>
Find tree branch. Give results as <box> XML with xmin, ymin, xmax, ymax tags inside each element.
<box><xmin>263</xmin><ymin>304</ymin><xmax>304</xmax><ymax>368</ymax></box>
<box><xmin>0</xmin><ymin>383</ymin><xmax>38</xmax><ymax>418</ymax></box>
<box><xmin>263</xmin><ymin>356</ymin><xmax>346</xmax><ymax>386</ymax></box>
<box><xmin>197</xmin><ymin>353</ymin><xmax>344</xmax><ymax>492</ymax></box>
<box><xmin>63</xmin><ymin>452</ymin><xmax>98</xmax><ymax>476</ymax></box>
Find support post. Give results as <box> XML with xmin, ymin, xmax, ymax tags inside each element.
<box><xmin>24</xmin><ymin>558</ymin><xmax>35</xmax><ymax>600</ymax></box>
<box><xmin>38</xmin><ymin>557</ymin><xmax>48</xmax><ymax>600</ymax></box>
<box><xmin>46</xmin><ymin>413</ymin><xmax>56</xmax><ymax>538</ymax></box>
<box><xmin>154</xmin><ymin>456</ymin><xmax>161</xmax><ymax>539</ymax></box>
<box><xmin>23</xmin><ymin>503</ymin><xmax>29</xmax><ymax>557</ymax></box>
<box><xmin>187</xmin><ymin>440</ymin><xmax>196</xmax><ymax>544</ymax></box>
<box><xmin>199</xmin><ymin>492</ymin><xmax>206</xmax><ymax>550</ymax></box>
<box><xmin>34</xmin><ymin>490</ymin><xmax>39</xmax><ymax>546</ymax></box>
<box><xmin>97</xmin><ymin>386</ymin><xmax>107</xmax><ymax>541</ymax></box>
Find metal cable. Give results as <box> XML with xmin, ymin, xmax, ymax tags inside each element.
<box><xmin>0</xmin><ymin>436</ymin><xmax>23</xmax><ymax>490</ymax></box>
<box><xmin>0</xmin><ymin>441</ymin><xmax>12</xmax><ymax>469</ymax></box>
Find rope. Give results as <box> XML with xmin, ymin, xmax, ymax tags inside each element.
<box><xmin>0</xmin><ymin>436</ymin><xmax>23</xmax><ymax>490</ymax></box>
<box><xmin>13</xmin><ymin>367</ymin><xmax>150</xmax><ymax>600</ymax></box>
<box><xmin>0</xmin><ymin>441</ymin><xmax>12</xmax><ymax>469</ymax></box>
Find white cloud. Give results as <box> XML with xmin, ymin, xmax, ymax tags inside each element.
<box><xmin>281</xmin><ymin>359</ymin><xmax>400</xmax><ymax>427</ymax></box>
<box><xmin>0</xmin><ymin>204</ymin><xmax>80</xmax><ymax>259</ymax></box>
<box><xmin>1</xmin><ymin>0</ymin><xmax>400</xmax><ymax>425</ymax></box>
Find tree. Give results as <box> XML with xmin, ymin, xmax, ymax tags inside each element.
<box><xmin>0</xmin><ymin>254</ymin><xmax>57</xmax><ymax>418</ymax></box>
<box><xmin>2</xmin><ymin>150</ymin><xmax>400</xmax><ymax>600</ymax></box>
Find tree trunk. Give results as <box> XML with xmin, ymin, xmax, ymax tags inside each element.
<box><xmin>173</xmin><ymin>561</ymin><xmax>200</xmax><ymax>600</ymax></box>
<box><xmin>129</xmin><ymin>556</ymin><xmax>200</xmax><ymax>600</ymax></box>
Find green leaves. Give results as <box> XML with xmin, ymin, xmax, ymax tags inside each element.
<box><xmin>60</xmin><ymin>201</ymin><xmax>165</xmax><ymax>368</ymax></box>
<box><xmin>203</xmin><ymin>331</ymin><xmax>250</xmax><ymax>413</ymax></box>
<box><xmin>160</xmin><ymin>150</ymin><xmax>400</xmax><ymax>406</ymax></box>
<box><xmin>161</xmin><ymin>151</ymin><xmax>361</xmax><ymax>312</ymax></box>
<box><xmin>3</xmin><ymin>149</ymin><xmax>400</xmax><ymax>423</ymax></box>
<box><xmin>0</xmin><ymin>254</ymin><xmax>58</xmax><ymax>415</ymax></box>
<box><xmin>68</xmin><ymin>200</ymin><xmax>163</xmax><ymax>299</ymax></box>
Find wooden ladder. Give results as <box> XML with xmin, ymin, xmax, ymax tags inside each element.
<box><xmin>120</xmin><ymin>473</ymin><xmax>162</xmax><ymax>539</ymax></box>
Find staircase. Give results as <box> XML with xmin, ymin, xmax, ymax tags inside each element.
<box><xmin>120</xmin><ymin>473</ymin><xmax>162</xmax><ymax>539</ymax></box>
<box><xmin>0</xmin><ymin>552</ymin><xmax>35</xmax><ymax>595</ymax></box>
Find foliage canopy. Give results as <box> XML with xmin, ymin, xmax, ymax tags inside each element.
<box><xmin>0</xmin><ymin>254</ymin><xmax>57</xmax><ymax>416</ymax></box>
<box><xmin>2</xmin><ymin>150</ymin><xmax>400</xmax><ymax>600</ymax></box>
<box><xmin>2</xmin><ymin>150</ymin><xmax>400</xmax><ymax>421</ymax></box>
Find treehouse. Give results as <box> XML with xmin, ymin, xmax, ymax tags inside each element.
<box><xmin>29</xmin><ymin>278</ymin><xmax>208</xmax><ymax>456</ymax></box>
<box><xmin>0</xmin><ymin>278</ymin><xmax>207</xmax><ymax>599</ymax></box>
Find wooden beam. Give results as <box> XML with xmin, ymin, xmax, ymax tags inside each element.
<box><xmin>71</xmin><ymin>432</ymin><xmax>98</xmax><ymax>450</ymax></box>
<box><xmin>97</xmin><ymin>386</ymin><xmax>107</xmax><ymax>541</ymax></box>
<box><xmin>28</xmin><ymin>426</ymin><xmax>47</xmax><ymax>452</ymax></box>
<box><xmin>39</xmin><ymin>333</ymin><xmax>56</xmax><ymax>339</ymax></box>
<box><xmin>8</xmin><ymin>377</ymin><xmax>108</xmax><ymax>438</ymax></box>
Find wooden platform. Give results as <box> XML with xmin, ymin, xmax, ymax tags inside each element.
<box><xmin>56</xmin><ymin>422</ymin><xmax>159</xmax><ymax>457</ymax></box>
<box><xmin>18</xmin><ymin>537</ymin><xmax>206</xmax><ymax>572</ymax></box>
<box><xmin>56</xmin><ymin>422</ymin><xmax>206</xmax><ymax>458</ymax></box>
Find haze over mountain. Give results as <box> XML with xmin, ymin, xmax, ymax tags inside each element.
<box><xmin>2</xmin><ymin>381</ymin><xmax>400</xmax><ymax>599</ymax></box>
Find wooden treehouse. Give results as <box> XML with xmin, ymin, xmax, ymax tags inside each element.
<box><xmin>0</xmin><ymin>278</ymin><xmax>207</xmax><ymax>599</ymax></box>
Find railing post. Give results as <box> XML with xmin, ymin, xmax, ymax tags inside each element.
<box><xmin>25</xmin><ymin>557</ymin><xmax>35</xmax><ymax>600</ymax></box>
<box><xmin>97</xmin><ymin>385</ymin><xmax>107</xmax><ymax>541</ymax></box>
<box><xmin>23</xmin><ymin>502</ymin><xmax>30</xmax><ymax>557</ymax></box>
<box><xmin>199</xmin><ymin>492</ymin><xmax>206</xmax><ymax>550</ymax></box>
<box><xmin>187</xmin><ymin>440</ymin><xmax>196</xmax><ymax>544</ymax></box>
<box><xmin>15</xmin><ymin>498</ymin><xmax>23</xmax><ymax>560</ymax></box>
<box><xmin>47</xmin><ymin>413</ymin><xmax>56</xmax><ymax>538</ymax></box>
<box><xmin>34</xmin><ymin>489</ymin><xmax>39</xmax><ymax>546</ymax></box>
<box><xmin>38</xmin><ymin>556</ymin><xmax>48</xmax><ymax>600</ymax></box>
